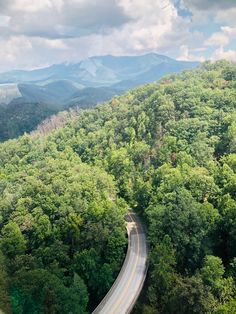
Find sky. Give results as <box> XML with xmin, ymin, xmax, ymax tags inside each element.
<box><xmin>0</xmin><ymin>0</ymin><xmax>235</xmax><ymax>72</ymax></box>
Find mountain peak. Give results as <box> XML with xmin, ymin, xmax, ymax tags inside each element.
<box><xmin>0</xmin><ymin>53</ymin><xmax>199</xmax><ymax>86</ymax></box>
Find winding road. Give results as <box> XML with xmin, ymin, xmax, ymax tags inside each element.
<box><xmin>92</xmin><ymin>211</ymin><xmax>148</xmax><ymax>314</ymax></box>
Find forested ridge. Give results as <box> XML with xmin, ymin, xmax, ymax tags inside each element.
<box><xmin>0</xmin><ymin>101</ymin><xmax>58</xmax><ymax>142</ymax></box>
<box><xmin>0</xmin><ymin>60</ymin><xmax>236</xmax><ymax>313</ymax></box>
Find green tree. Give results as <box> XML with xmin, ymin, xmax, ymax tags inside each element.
<box><xmin>165</xmin><ymin>276</ymin><xmax>217</xmax><ymax>314</ymax></box>
<box><xmin>200</xmin><ymin>256</ymin><xmax>234</xmax><ymax>304</ymax></box>
<box><xmin>1</xmin><ymin>222</ymin><xmax>26</xmax><ymax>259</ymax></box>
<box><xmin>148</xmin><ymin>235</ymin><xmax>177</xmax><ymax>308</ymax></box>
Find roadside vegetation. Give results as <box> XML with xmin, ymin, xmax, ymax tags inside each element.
<box><xmin>0</xmin><ymin>60</ymin><xmax>236</xmax><ymax>313</ymax></box>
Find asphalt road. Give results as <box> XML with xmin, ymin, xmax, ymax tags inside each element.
<box><xmin>92</xmin><ymin>211</ymin><xmax>148</xmax><ymax>314</ymax></box>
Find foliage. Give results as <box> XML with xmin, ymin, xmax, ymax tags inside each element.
<box><xmin>0</xmin><ymin>151</ymin><xmax>127</xmax><ymax>313</ymax></box>
<box><xmin>0</xmin><ymin>60</ymin><xmax>236</xmax><ymax>313</ymax></box>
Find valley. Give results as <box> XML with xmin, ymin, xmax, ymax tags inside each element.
<box><xmin>0</xmin><ymin>53</ymin><xmax>198</xmax><ymax>142</ymax></box>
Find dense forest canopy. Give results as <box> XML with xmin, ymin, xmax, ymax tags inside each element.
<box><xmin>0</xmin><ymin>60</ymin><xmax>236</xmax><ymax>313</ymax></box>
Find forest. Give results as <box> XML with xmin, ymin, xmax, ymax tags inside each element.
<box><xmin>0</xmin><ymin>60</ymin><xmax>236</xmax><ymax>313</ymax></box>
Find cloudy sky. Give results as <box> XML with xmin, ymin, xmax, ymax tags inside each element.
<box><xmin>0</xmin><ymin>0</ymin><xmax>235</xmax><ymax>71</ymax></box>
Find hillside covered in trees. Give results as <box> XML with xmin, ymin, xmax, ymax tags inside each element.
<box><xmin>0</xmin><ymin>61</ymin><xmax>236</xmax><ymax>313</ymax></box>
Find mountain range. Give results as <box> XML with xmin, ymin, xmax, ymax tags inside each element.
<box><xmin>0</xmin><ymin>53</ymin><xmax>199</xmax><ymax>141</ymax></box>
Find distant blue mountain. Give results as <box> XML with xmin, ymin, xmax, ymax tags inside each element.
<box><xmin>0</xmin><ymin>53</ymin><xmax>198</xmax><ymax>87</ymax></box>
<box><xmin>0</xmin><ymin>53</ymin><xmax>199</xmax><ymax>141</ymax></box>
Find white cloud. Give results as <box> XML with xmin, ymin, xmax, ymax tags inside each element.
<box><xmin>204</xmin><ymin>26</ymin><xmax>236</xmax><ymax>54</ymax></box>
<box><xmin>0</xmin><ymin>36</ymin><xmax>32</xmax><ymax>69</ymax></box>
<box><xmin>205</xmin><ymin>32</ymin><xmax>229</xmax><ymax>47</ymax></box>
<box><xmin>94</xmin><ymin>0</ymin><xmax>199</xmax><ymax>55</ymax></box>
<box><xmin>0</xmin><ymin>0</ymin><xmax>131</xmax><ymax>39</ymax></box>
<box><xmin>215</xmin><ymin>8</ymin><xmax>236</xmax><ymax>27</ymax></box>
<box><xmin>9</xmin><ymin>0</ymin><xmax>62</xmax><ymax>12</ymax></box>
<box><xmin>0</xmin><ymin>15</ymin><xmax>10</xmax><ymax>27</ymax></box>
<box><xmin>0</xmin><ymin>0</ymin><xmax>204</xmax><ymax>70</ymax></box>
<box><xmin>182</xmin><ymin>0</ymin><xmax>236</xmax><ymax>11</ymax></box>
<box><xmin>177</xmin><ymin>45</ymin><xmax>205</xmax><ymax>62</ymax></box>
<box><xmin>203</xmin><ymin>24</ymin><xmax>236</xmax><ymax>61</ymax></box>
<box><xmin>222</xmin><ymin>26</ymin><xmax>236</xmax><ymax>37</ymax></box>
<box><xmin>171</xmin><ymin>1</ymin><xmax>236</xmax><ymax>63</ymax></box>
<box><xmin>39</xmin><ymin>38</ymin><xmax>69</xmax><ymax>50</ymax></box>
<box><xmin>0</xmin><ymin>0</ymin><xmax>235</xmax><ymax>71</ymax></box>
<box><xmin>212</xmin><ymin>47</ymin><xmax>236</xmax><ymax>62</ymax></box>
<box><xmin>181</xmin><ymin>0</ymin><xmax>236</xmax><ymax>27</ymax></box>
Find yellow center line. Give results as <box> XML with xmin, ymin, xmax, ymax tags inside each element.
<box><xmin>110</xmin><ymin>213</ymin><xmax>140</xmax><ymax>314</ymax></box>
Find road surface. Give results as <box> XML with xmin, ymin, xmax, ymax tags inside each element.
<box><xmin>92</xmin><ymin>211</ymin><xmax>148</xmax><ymax>314</ymax></box>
